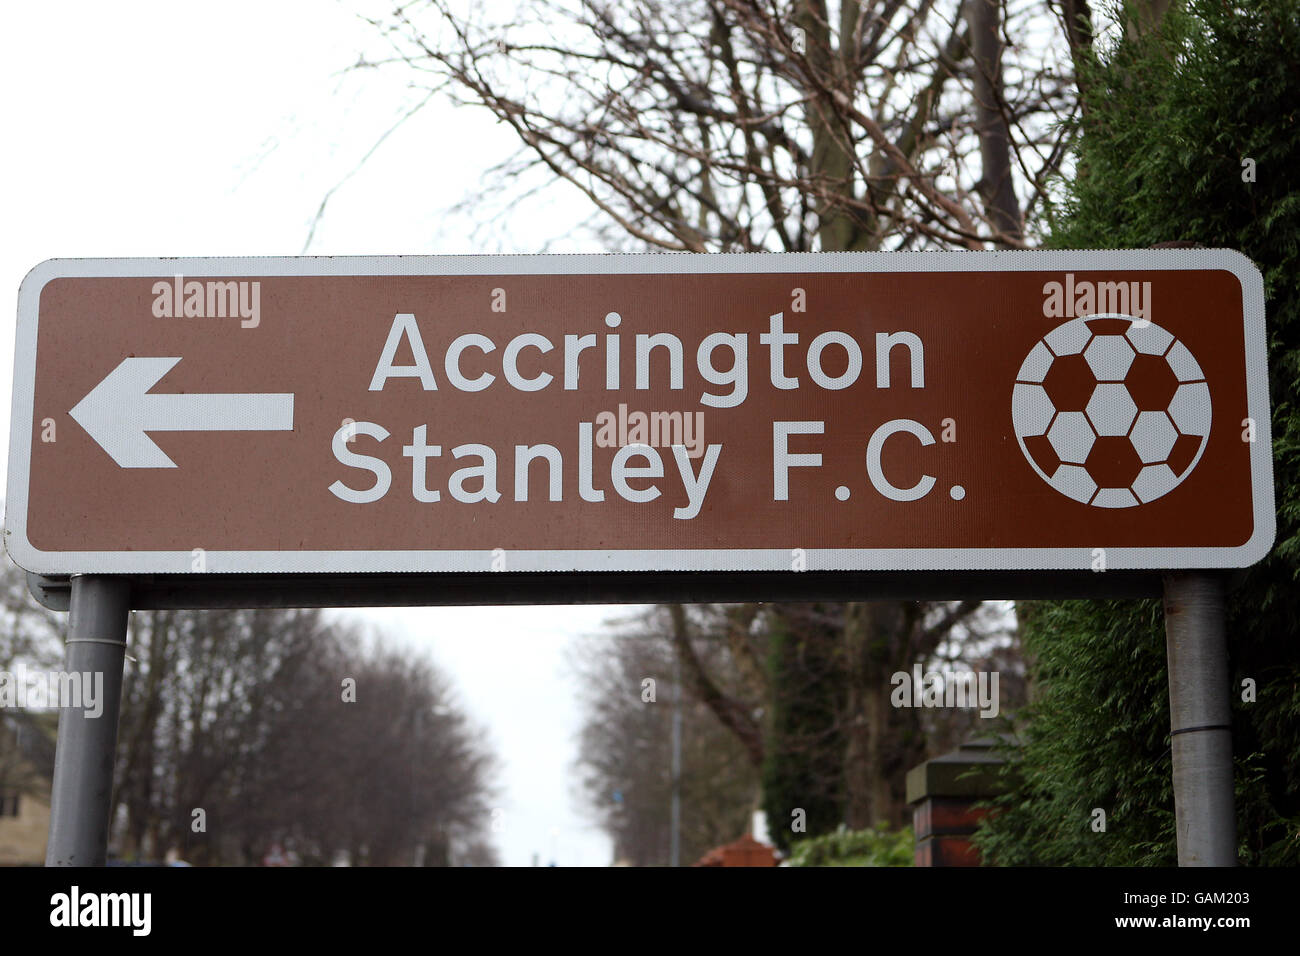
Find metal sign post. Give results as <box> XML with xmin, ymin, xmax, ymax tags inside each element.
<box><xmin>43</xmin><ymin>576</ymin><xmax>130</xmax><ymax>866</ymax></box>
<box><xmin>1163</xmin><ymin>572</ymin><xmax>1236</xmax><ymax>865</ymax></box>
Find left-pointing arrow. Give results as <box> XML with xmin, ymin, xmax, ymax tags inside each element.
<box><xmin>68</xmin><ymin>357</ymin><xmax>295</xmax><ymax>468</ymax></box>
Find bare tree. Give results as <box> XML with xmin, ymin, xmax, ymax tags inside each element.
<box><xmin>111</xmin><ymin>607</ymin><xmax>498</xmax><ymax>865</ymax></box>
<box><xmin>343</xmin><ymin>0</ymin><xmax>1077</xmax><ymax>251</ymax></box>
<box><xmin>665</xmin><ymin>600</ymin><xmax>1017</xmax><ymax>828</ymax></box>
<box><xmin>574</xmin><ymin>598</ymin><xmax>1018</xmax><ymax>851</ymax></box>
<box><xmin>0</xmin><ymin>539</ymin><xmax>498</xmax><ymax>864</ymax></box>
<box><xmin>0</xmin><ymin>552</ymin><xmax>62</xmax><ymax>676</ymax></box>
<box><xmin>0</xmin><ymin>554</ymin><xmax>63</xmax><ymax>801</ymax></box>
<box><xmin>571</xmin><ymin>609</ymin><xmax>760</xmax><ymax>865</ymax></box>
<box><xmin>335</xmin><ymin>0</ymin><xmax>1071</xmax><ymax>841</ymax></box>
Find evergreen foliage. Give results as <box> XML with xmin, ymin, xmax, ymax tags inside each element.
<box><xmin>786</xmin><ymin>824</ymin><xmax>914</xmax><ymax>867</ymax></box>
<box><xmin>976</xmin><ymin>0</ymin><xmax>1300</xmax><ymax>865</ymax></box>
<box><xmin>761</xmin><ymin>609</ymin><xmax>845</xmax><ymax>852</ymax></box>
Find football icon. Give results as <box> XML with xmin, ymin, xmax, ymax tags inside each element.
<box><xmin>1011</xmin><ymin>315</ymin><xmax>1211</xmax><ymax>508</ymax></box>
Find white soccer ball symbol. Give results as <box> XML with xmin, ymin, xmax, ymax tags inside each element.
<box><xmin>1011</xmin><ymin>314</ymin><xmax>1211</xmax><ymax>508</ymax></box>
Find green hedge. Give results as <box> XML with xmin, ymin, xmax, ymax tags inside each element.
<box><xmin>785</xmin><ymin>824</ymin><xmax>914</xmax><ymax>867</ymax></box>
<box><xmin>975</xmin><ymin>0</ymin><xmax>1300</xmax><ymax>866</ymax></box>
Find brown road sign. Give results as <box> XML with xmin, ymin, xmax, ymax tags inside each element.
<box><xmin>4</xmin><ymin>250</ymin><xmax>1274</xmax><ymax>576</ymax></box>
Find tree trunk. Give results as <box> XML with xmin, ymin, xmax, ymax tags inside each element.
<box><xmin>967</xmin><ymin>0</ymin><xmax>1023</xmax><ymax>245</ymax></box>
<box><xmin>1127</xmin><ymin>0</ymin><xmax>1176</xmax><ymax>40</ymax></box>
<box><xmin>843</xmin><ymin>601</ymin><xmax>915</xmax><ymax>828</ymax></box>
<box><xmin>797</xmin><ymin>0</ymin><xmax>867</xmax><ymax>250</ymax></box>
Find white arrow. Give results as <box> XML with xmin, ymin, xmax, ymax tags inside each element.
<box><xmin>69</xmin><ymin>357</ymin><xmax>295</xmax><ymax>468</ymax></box>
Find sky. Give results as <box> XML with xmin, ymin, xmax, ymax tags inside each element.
<box><xmin>0</xmin><ymin>0</ymin><xmax>626</xmax><ymax>866</ymax></box>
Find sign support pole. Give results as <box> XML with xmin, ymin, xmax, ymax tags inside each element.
<box><xmin>44</xmin><ymin>576</ymin><xmax>130</xmax><ymax>866</ymax></box>
<box><xmin>1162</xmin><ymin>572</ymin><xmax>1236</xmax><ymax>866</ymax></box>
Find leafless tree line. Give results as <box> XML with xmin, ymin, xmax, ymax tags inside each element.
<box><xmin>0</xmin><ymin>556</ymin><xmax>498</xmax><ymax>866</ymax></box>
<box><xmin>111</xmin><ymin>608</ymin><xmax>498</xmax><ymax>865</ymax></box>
<box><xmin>574</xmin><ymin>601</ymin><xmax>1023</xmax><ymax>859</ymax></box>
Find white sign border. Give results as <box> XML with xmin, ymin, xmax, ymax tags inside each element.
<box><xmin>6</xmin><ymin>248</ymin><xmax>1275</xmax><ymax>575</ymax></box>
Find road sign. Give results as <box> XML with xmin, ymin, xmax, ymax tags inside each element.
<box><xmin>5</xmin><ymin>250</ymin><xmax>1273</xmax><ymax>577</ymax></box>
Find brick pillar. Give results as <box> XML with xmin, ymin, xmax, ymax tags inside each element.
<box><xmin>906</xmin><ymin>737</ymin><xmax>1009</xmax><ymax>867</ymax></box>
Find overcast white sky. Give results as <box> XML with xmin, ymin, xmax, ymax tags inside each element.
<box><xmin>0</xmin><ymin>0</ymin><xmax>631</xmax><ymax>866</ymax></box>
